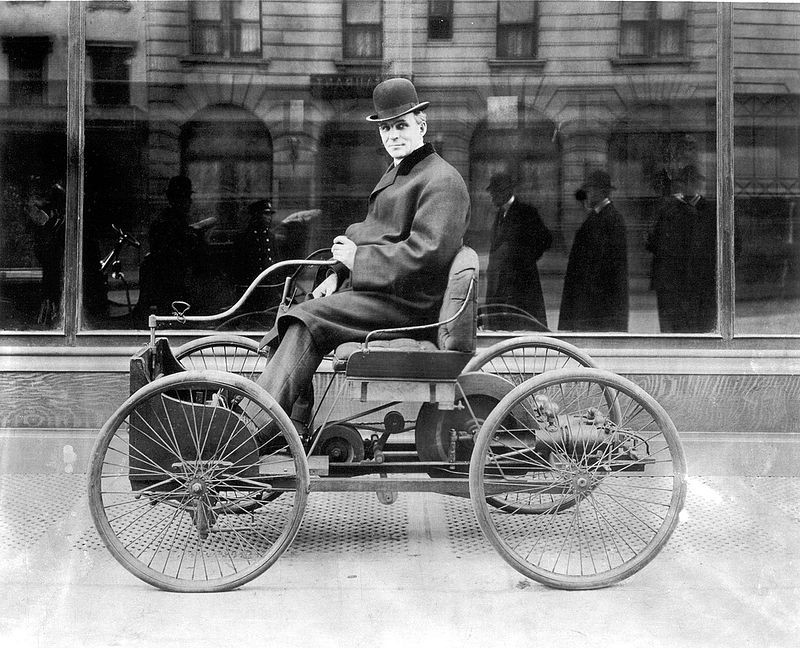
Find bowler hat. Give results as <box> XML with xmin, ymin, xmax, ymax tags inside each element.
<box><xmin>676</xmin><ymin>163</ymin><xmax>705</xmax><ymax>184</ymax></box>
<box><xmin>580</xmin><ymin>169</ymin><xmax>615</xmax><ymax>193</ymax></box>
<box><xmin>366</xmin><ymin>78</ymin><xmax>430</xmax><ymax>122</ymax></box>
<box><xmin>167</xmin><ymin>175</ymin><xmax>193</xmax><ymax>197</ymax></box>
<box><xmin>486</xmin><ymin>172</ymin><xmax>515</xmax><ymax>192</ymax></box>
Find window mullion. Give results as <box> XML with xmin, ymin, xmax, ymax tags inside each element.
<box><xmin>717</xmin><ymin>2</ymin><xmax>734</xmax><ymax>340</ymax></box>
<box><xmin>65</xmin><ymin>0</ymin><xmax>86</xmax><ymax>343</ymax></box>
<box><xmin>222</xmin><ymin>0</ymin><xmax>231</xmax><ymax>57</ymax></box>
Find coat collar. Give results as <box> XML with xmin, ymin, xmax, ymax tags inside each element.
<box><xmin>395</xmin><ymin>142</ymin><xmax>435</xmax><ymax>176</ymax></box>
<box><xmin>371</xmin><ymin>143</ymin><xmax>436</xmax><ymax>196</ymax></box>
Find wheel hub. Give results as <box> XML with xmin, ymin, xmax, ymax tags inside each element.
<box><xmin>571</xmin><ymin>471</ymin><xmax>593</xmax><ymax>494</ymax></box>
<box><xmin>188</xmin><ymin>479</ymin><xmax>207</xmax><ymax>497</ymax></box>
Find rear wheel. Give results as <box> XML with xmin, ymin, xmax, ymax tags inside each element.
<box><xmin>464</xmin><ymin>337</ymin><xmax>599</xmax><ymax>513</ymax></box>
<box><xmin>463</xmin><ymin>336</ymin><xmax>597</xmax><ymax>387</ymax></box>
<box><xmin>175</xmin><ymin>334</ymin><xmax>269</xmax><ymax>380</ymax></box>
<box><xmin>470</xmin><ymin>368</ymin><xmax>687</xmax><ymax>590</ymax></box>
<box><xmin>88</xmin><ymin>370</ymin><xmax>308</xmax><ymax>592</ymax></box>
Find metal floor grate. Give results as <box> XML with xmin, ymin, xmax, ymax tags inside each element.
<box><xmin>663</xmin><ymin>476</ymin><xmax>798</xmax><ymax>556</ymax></box>
<box><xmin>0</xmin><ymin>474</ymin><xmax>86</xmax><ymax>551</ymax></box>
<box><xmin>289</xmin><ymin>492</ymin><xmax>410</xmax><ymax>555</ymax></box>
<box><xmin>2</xmin><ymin>475</ymin><xmax>799</xmax><ymax>559</ymax></box>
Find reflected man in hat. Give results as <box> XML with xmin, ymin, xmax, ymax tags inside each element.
<box><xmin>484</xmin><ymin>171</ymin><xmax>552</xmax><ymax>328</ymax></box>
<box><xmin>646</xmin><ymin>164</ymin><xmax>716</xmax><ymax>332</ymax></box>
<box><xmin>558</xmin><ymin>169</ymin><xmax>629</xmax><ymax>331</ymax></box>
<box><xmin>249</xmin><ymin>78</ymin><xmax>471</xmax><ymax>434</ymax></box>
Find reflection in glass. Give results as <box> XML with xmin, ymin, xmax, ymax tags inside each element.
<box><xmin>0</xmin><ymin>2</ymin><xmax>66</xmax><ymax>331</ymax></box>
<box><xmin>734</xmin><ymin>5</ymin><xmax>800</xmax><ymax>334</ymax></box>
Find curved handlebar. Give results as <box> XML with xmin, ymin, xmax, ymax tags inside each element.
<box><xmin>149</xmin><ymin>257</ymin><xmax>337</xmax><ymax>330</ymax></box>
<box><xmin>112</xmin><ymin>223</ymin><xmax>141</xmax><ymax>248</ymax></box>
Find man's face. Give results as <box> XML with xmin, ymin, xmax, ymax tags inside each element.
<box><xmin>488</xmin><ymin>184</ymin><xmax>514</xmax><ymax>208</ymax></box>
<box><xmin>379</xmin><ymin>113</ymin><xmax>425</xmax><ymax>162</ymax></box>
<box><xmin>585</xmin><ymin>184</ymin><xmax>605</xmax><ymax>207</ymax></box>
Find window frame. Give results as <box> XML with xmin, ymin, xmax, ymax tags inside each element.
<box><xmin>342</xmin><ymin>0</ymin><xmax>383</xmax><ymax>61</ymax></box>
<box><xmin>189</xmin><ymin>0</ymin><xmax>262</xmax><ymax>59</ymax></box>
<box><xmin>618</xmin><ymin>1</ymin><xmax>689</xmax><ymax>60</ymax></box>
<box><xmin>495</xmin><ymin>0</ymin><xmax>539</xmax><ymax>60</ymax></box>
<box><xmin>86</xmin><ymin>42</ymin><xmax>135</xmax><ymax>106</ymax></box>
<box><xmin>1</xmin><ymin>3</ymin><xmax>792</xmax><ymax>353</ymax></box>
<box><xmin>2</xmin><ymin>36</ymin><xmax>52</xmax><ymax>106</ymax></box>
<box><xmin>428</xmin><ymin>0</ymin><xmax>453</xmax><ymax>41</ymax></box>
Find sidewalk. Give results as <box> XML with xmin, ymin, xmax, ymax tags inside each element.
<box><xmin>1</xmin><ymin>472</ymin><xmax>799</xmax><ymax>648</ymax></box>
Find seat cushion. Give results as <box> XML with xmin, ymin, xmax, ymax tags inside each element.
<box><xmin>437</xmin><ymin>246</ymin><xmax>478</xmax><ymax>353</ymax></box>
<box><xmin>333</xmin><ymin>338</ymin><xmax>438</xmax><ymax>372</ymax></box>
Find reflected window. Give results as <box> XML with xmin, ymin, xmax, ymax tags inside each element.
<box><xmin>734</xmin><ymin>95</ymin><xmax>800</xmax><ymax>330</ymax></box>
<box><xmin>343</xmin><ymin>0</ymin><xmax>382</xmax><ymax>59</ymax></box>
<box><xmin>2</xmin><ymin>36</ymin><xmax>51</xmax><ymax>106</ymax></box>
<box><xmin>496</xmin><ymin>0</ymin><xmax>538</xmax><ymax>59</ymax></box>
<box><xmin>619</xmin><ymin>1</ymin><xmax>687</xmax><ymax>59</ymax></box>
<box><xmin>190</xmin><ymin>0</ymin><xmax>262</xmax><ymax>58</ymax></box>
<box><xmin>87</xmin><ymin>43</ymin><xmax>134</xmax><ymax>106</ymax></box>
<box><xmin>428</xmin><ymin>0</ymin><xmax>453</xmax><ymax>41</ymax></box>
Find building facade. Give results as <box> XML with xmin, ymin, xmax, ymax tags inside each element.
<box><xmin>1</xmin><ymin>1</ymin><xmax>799</xmax><ymax>473</ymax></box>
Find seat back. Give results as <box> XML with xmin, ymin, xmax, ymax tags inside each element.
<box><xmin>436</xmin><ymin>246</ymin><xmax>479</xmax><ymax>353</ymax></box>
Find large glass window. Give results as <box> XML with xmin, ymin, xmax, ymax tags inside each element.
<box><xmin>3</xmin><ymin>1</ymin><xmax>800</xmax><ymax>342</ymax></box>
<box><xmin>0</xmin><ymin>3</ymin><xmax>66</xmax><ymax>331</ymax></box>
<box><xmin>734</xmin><ymin>4</ymin><xmax>800</xmax><ymax>334</ymax></box>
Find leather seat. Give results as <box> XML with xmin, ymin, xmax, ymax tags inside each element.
<box><xmin>332</xmin><ymin>246</ymin><xmax>479</xmax><ymax>380</ymax></box>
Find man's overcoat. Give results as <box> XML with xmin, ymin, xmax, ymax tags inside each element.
<box><xmin>484</xmin><ymin>198</ymin><xmax>552</xmax><ymax>326</ymax></box>
<box><xmin>647</xmin><ymin>195</ymin><xmax>716</xmax><ymax>332</ymax></box>
<box><xmin>558</xmin><ymin>201</ymin><xmax>629</xmax><ymax>332</ymax></box>
<box><xmin>270</xmin><ymin>143</ymin><xmax>470</xmax><ymax>351</ymax></box>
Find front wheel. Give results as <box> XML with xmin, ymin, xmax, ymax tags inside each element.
<box><xmin>469</xmin><ymin>368</ymin><xmax>687</xmax><ymax>590</ymax></box>
<box><xmin>88</xmin><ymin>370</ymin><xmax>308</xmax><ymax>592</ymax></box>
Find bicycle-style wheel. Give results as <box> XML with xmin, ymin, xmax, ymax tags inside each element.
<box><xmin>175</xmin><ymin>335</ymin><xmax>269</xmax><ymax>380</ymax></box>
<box><xmin>464</xmin><ymin>336</ymin><xmax>599</xmax><ymax>514</ymax></box>
<box><xmin>470</xmin><ymin>368</ymin><xmax>687</xmax><ymax>590</ymax></box>
<box><xmin>88</xmin><ymin>370</ymin><xmax>308</xmax><ymax>592</ymax></box>
<box><xmin>463</xmin><ymin>335</ymin><xmax>598</xmax><ymax>385</ymax></box>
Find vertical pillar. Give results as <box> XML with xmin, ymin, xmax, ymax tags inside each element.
<box><xmin>64</xmin><ymin>0</ymin><xmax>85</xmax><ymax>343</ymax></box>
<box><xmin>717</xmin><ymin>3</ymin><xmax>734</xmax><ymax>340</ymax></box>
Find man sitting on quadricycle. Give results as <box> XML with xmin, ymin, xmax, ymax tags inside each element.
<box><xmin>250</xmin><ymin>78</ymin><xmax>470</xmax><ymax>437</ymax></box>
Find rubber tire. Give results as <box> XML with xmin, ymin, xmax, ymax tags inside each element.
<box><xmin>88</xmin><ymin>370</ymin><xmax>308</xmax><ymax>592</ymax></box>
<box><xmin>469</xmin><ymin>368</ymin><xmax>687</xmax><ymax>590</ymax></box>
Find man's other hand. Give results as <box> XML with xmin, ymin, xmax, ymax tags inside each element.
<box><xmin>331</xmin><ymin>235</ymin><xmax>357</xmax><ymax>270</ymax></box>
<box><xmin>311</xmin><ymin>273</ymin><xmax>338</xmax><ymax>299</ymax></box>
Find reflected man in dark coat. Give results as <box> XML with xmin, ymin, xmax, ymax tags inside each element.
<box><xmin>558</xmin><ymin>170</ymin><xmax>629</xmax><ymax>332</ymax></box>
<box><xmin>250</xmin><ymin>78</ymin><xmax>471</xmax><ymax>430</ymax></box>
<box><xmin>647</xmin><ymin>164</ymin><xmax>716</xmax><ymax>332</ymax></box>
<box><xmin>484</xmin><ymin>172</ymin><xmax>552</xmax><ymax>328</ymax></box>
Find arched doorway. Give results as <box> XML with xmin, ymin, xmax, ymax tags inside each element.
<box><xmin>180</xmin><ymin>104</ymin><xmax>273</xmax><ymax>230</ymax></box>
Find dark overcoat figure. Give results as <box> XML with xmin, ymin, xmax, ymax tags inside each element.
<box><xmin>485</xmin><ymin>197</ymin><xmax>552</xmax><ymax>326</ymax></box>
<box><xmin>646</xmin><ymin>164</ymin><xmax>716</xmax><ymax>333</ymax></box>
<box><xmin>559</xmin><ymin>200</ymin><xmax>629</xmax><ymax>331</ymax></box>
<box><xmin>688</xmin><ymin>195</ymin><xmax>717</xmax><ymax>331</ymax></box>
<box><xmin>647</xmin><ymin>194</ymin><xmax>695</xmax><ymax>332</ymax></box>
<box><xmin>266</xmin><ymin>142</ymin><xmax>470</xmax><ymax>350</ymax></box>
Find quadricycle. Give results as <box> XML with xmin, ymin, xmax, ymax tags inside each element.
<box><xmin>88</xmin><ymin>247</ymin><xmax>687</xmax><ymax>592</ymax></box>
